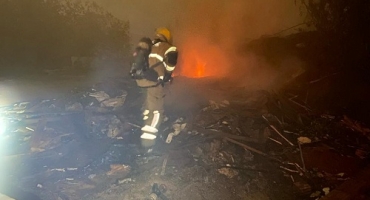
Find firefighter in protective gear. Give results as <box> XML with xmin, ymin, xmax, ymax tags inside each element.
<box><xmin>135</xmin><ymin>27</ymin><xmax>178</xmax><ymax>148</ymax></box>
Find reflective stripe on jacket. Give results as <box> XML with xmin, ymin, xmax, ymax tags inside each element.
<box><xmin>136</xmin><ymin>41</ymin><xmax>177</xmax><ymax>88</ymax></box>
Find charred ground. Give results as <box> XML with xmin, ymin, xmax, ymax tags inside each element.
<box><xmin>1</xmin><ymin>1</ymin><xmax>370</xmax><ymax>200</ymax></box>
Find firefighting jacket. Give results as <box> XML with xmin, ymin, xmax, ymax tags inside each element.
<box><xmin>136</xmin><ymin>41</ymin><xmax>177</xmax><ymax>88</ymax></box>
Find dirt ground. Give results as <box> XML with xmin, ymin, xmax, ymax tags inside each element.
<box><xmin>1</xmin><ymin>40</ymin><xmax>370</xmax><ymax>200</ymax></box>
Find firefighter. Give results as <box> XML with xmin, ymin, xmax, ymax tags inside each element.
<box><xmin>135</xmin><ymin>27</ymin><xmax>178</xmax><ymax>148</ymax></box>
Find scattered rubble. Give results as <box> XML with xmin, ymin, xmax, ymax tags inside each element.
<box><xmin>1</xmin><ymin>77</ymin><xmax>370</xmax><ymax>200</ymax></box>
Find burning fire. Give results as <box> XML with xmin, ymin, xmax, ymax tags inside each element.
<box><xmin>176</xmin><ymin>37</ymin><xmax>229</xmax><ymax>78</ymax></box>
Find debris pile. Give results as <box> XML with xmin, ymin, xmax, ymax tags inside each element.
<box><xmin>174</xmin><ymin>87</ymin><xmax>370</xmax><ymax>199</ymax></box>
<box><xmin>0</xmin><ymin>79</ymin><xmax>138</xmax><ymax>199</ymax></box>
<box><xmin>1</xmin><ymin>77</ymin><xmax>369</xmax><ymax>200</ymax></box>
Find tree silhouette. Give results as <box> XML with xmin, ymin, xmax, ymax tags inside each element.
<box><xmin>0</xmin><ymin>0</ymin><xmax>130</xmax><ymax>74</ymax></box>
<box><xmin>301</xmin><ymin>0</ymin><xmax>370</xmax><ymax>69</ymax></box>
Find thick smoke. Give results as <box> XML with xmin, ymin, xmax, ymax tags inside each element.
<box><xmin>92</xmin><ymin>0</ymin><xmax>308</xmax><ymax>111</ymax></box>
<box><xmin>173</xmin><ymin>0</ymin><xmax>307</xmax><ymax>90</ymax></box>
<box><xmin>92</xmin><ymin>0</ymin><xmax>306</xmax><ymax>84</ymax></box>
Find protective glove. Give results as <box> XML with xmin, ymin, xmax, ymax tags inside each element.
<box><xmin>163</xmin><ymin>72</ymin><xmax>173</xmax><ymax>82</ymax></box>
<box><xmin>129</xmin><ymin>69</ymin><xmax>136</xmax><ymax>78</ymax></box>
<box><xmin>158</xmin><ymin>77</ymin><xmax>165</xmax><ymax>87</ymax></box>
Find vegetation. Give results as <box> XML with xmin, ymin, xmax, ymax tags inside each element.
<box><xmin>0</xmin><ymin>0</ymin><xmax>130</xmax><ymax>74</ymax></box>
<box><xmin>300</xmin><ymin>0</ymin><xmax>370</xmax><ymax>70</ymax></box>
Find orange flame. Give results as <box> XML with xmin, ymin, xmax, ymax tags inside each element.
<box><xmin>175</xmin><ymin>36</ymin><xmax>229</xmax><ymax>78</ymax></box>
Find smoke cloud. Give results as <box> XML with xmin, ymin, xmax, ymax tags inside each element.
<box><xmin>172</xmin><ymin>0</ymin><xmax>306</xmax><ymax>89</ymax></box>
<box><xmin>93</xmin><ymin>0</ymin><xmax>307</xmax><ymax>100</ymax></box>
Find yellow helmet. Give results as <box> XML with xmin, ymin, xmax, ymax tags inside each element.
<box><xmin>155</xmin><ymin>27</ymin><xmax>171</xmax><ymax>42</ymax></box>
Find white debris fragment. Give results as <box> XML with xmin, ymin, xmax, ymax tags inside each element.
<box><xmin>163</xmin><ymin>116</ymin><xmax>169</xmax><ymax>122</ymax></box>
<box><xmin>174</xmin><ymin>118</ymin><xmax>184</xmax><ymax>123</ymax></box>
<box><xmin>209</xmin><ymin>100</ymin><xmax>218</xmax><ymax>110</ymax></box>
<box><xmin>221</xmin><ymin>100</ymin><xmax>230</xmax><ymax>106</ymax></box>
<box><xmin>217</xmin><ymin>167</ymin><xmax>238</xmax><ymax>178</ymax></box>
<box><xmin>106</xmin><ymin>164</ymin><xmax>131</xmax><ymax>176</ymax></box>
<box><xmin>26</xmin><ymin>127</ymin><xmax>35</xmax><ymax>132</ymax></box>
<box><xmin>317</xmin><ymin>172</ymin><xmax>324</xmax><ymax>177</ymax></box>
<box><xmin>37</xmin><ymin>184</ymin><xmax>43</xmax><ymax>188</ymax></box>
<box><xmin>65</xmin><ymin>102</ymin><xmax>83</xmax><ymax>112</ymax></box>
<box><xmin>321</xmin><ymin>114</ymin><xmax>335</xmax><ymax>120</ymax></box>
<box><xmin>89</xmin><ymin>91</ymin><xmax>110</xmax><ymax>102</ymax></box>
<box><xmin>297</xmin><ymin>137</ymin><xmax>312</xmax><ymax>144</ymax></box>
<box><xmin>337</xmin><ymin>172</ymin><xmax>345</xmax><ymax>177</ymax></box>
<box><xmin>14</xmin><ymin>127</ymin><xmax>34</xmax><ymax>133</ymax></box>
<box><xmin>107</xmin><ymin>116</ymin><xmax>122</xmax><ymax>138</ymax></box>
<box><xmin>67</xmin><ymin>168</ymin><xmax>78</xmax><ymax>171</ymax></box>
<box><xmin>118</xmin><ymin>178</ymin><xmax>133</xmax><ymax>184</ymax></box>
<box><xmin>322</xmin><ymin>187</ymin><xmax>330</xmax><ymax>195</ymax></box>
<box><xmin>88</xmin><ymin>174</ymin><xmax>96</xmax><ymax>179</ymax></box>
<box><xmin>166</xmin><ymin>133</ymin><xmax>174</xmax><ymax>144</ymax></box>
<box><xmin>23</xmin><ymin>136</ymin><xmax>31</xmax><ymax>141</ymax></box>
<box><xmin>172</xmin><ymin>123</ymin><xmax>186</xmax><ymax>136</ymax></box>
<box><xmin>43</xmin><ymin>127</ymin><xmax>54</xmax><ymax>132</ymax></box>
<box><xmin>14</xmin><ymin>102</ymin><xmax>29</xmax><ymax>110</ymax></box>
<box><xmin>166</xmin><ymin>118</ymin><xmax>187</xmax><ymax>143</ymax></box>
<box><xmin>101</xmin><ymin>96</ymin><xmax>126</xmax><ymax>108</ymax></box>
<box><xmin>41</xmin><ymin>99</ymin><xmax>50</xmax><ymax>103</ymax></box>
<box><xmin>208</xmin><ymin>100</ymin><xmax>230</xmax><ymax>110</ymax></box>
<box><xmin>51</xmin><ymin>168</ymin><xmax>66</xmax><ymax>172</ymax></box>
<box><xmin>310</xmin><ymin>191</ymin><xmax>321</xmax><ymax>198</ymax></box>
<box><xmin>100</xmin><ymin>90</ymin><xmax>127</xmax><ymax>109</ymax></box>
<box><xmin>66</xmin><ymin>178</ymin><xmax>74</xmax><ymax>181</ymax></box>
